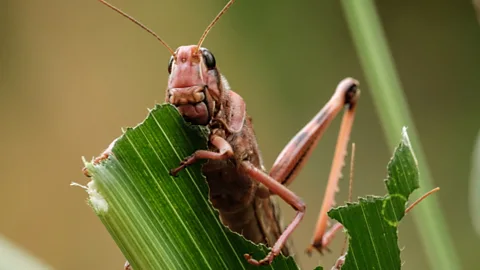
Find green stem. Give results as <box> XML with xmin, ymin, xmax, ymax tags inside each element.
<box><xmin>340</xmin><ymin>1</ymin><xmax>461</xmax><ymax>269</ymax></box>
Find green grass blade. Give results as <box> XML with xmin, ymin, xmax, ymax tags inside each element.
<box><xmin>0</xmin><ymin>235</ymin><xmax>54</xmax><ymax>270</ymax></box>
<box><xmin>78</xmin><ymin>104</ymin><xmax>298</xmax><ymax>270</ymax></box>
<box><xmin>340</xmin><ymin>1</ymin><xmax>461</xmax><ymax>269</ymax></box>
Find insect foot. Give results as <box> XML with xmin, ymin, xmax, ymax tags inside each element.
<box><xmin>305</xmin><ymin>243</ymin><xmax>332</xmax><ymax>256</ymax></box>
<box><xmin>169</xmin><ymin>154</ymin><xmax>195</xmax><ymax>177</ymax></box>
<box><xmin>244</xmin><ymin>251</ymin><xmax>277</xmax><ymax>266</ymax></box>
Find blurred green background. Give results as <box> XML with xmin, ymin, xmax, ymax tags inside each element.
<box><xmin>0</xmin><ymin>0</ymin><xmax>479</xmax><ymax>269</ymax></box>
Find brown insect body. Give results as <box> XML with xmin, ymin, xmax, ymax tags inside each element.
<box><xmin>167</xmin><ymin>44</ymin><xmax>359</xmax><ymax>265</ymax></box>
<box><xmin>202</xmin><ymin>123</ymin><xmax>289</xmax><ymax>255</ymax></box>
<box><xmin>167</xmin><ymin>45</ymin><xmax>290</xmax><ymax>255</ymax></box>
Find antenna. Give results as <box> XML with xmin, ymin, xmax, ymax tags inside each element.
<box><xmin>197</xmin><ymin>0</ymin><xmax>235</xmax><ymax>50</ymax></box>
<box><xmin>97</xmin><ymin>0</ymin><xmax>176</xmax><ymax>56</ymax></box>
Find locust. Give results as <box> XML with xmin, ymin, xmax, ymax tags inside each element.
<box><xmin>91</xmin><ymin>0</ymin><xmax>360</xmax><ymax>266</ymax></box>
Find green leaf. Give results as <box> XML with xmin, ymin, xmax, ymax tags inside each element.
<box><xmin>328</xmin><ymin>128</ymin><xmax>420</xmax><ymax>270</ymax></box>
<box><xmin>79</xmin><ymin>104</ymin><xmax>298</xmax><ymax>270</ymax></box>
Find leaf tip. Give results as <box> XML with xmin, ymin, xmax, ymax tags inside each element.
<box><xmin>400</xmin><ymin>126</ymin><xmax>419</xmax><ymax>168</ymax></box>
<box><xmin>401</xmin><ymin>126</ymin><xmax>411</xmax><ymax>147</ymax></box>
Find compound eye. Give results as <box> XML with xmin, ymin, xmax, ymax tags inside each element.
<box><xmin>167</xmin><ymin>56</ymin><xmax>174</xmax><ymax>74</ymax></box>
<box><xmin>200</xmin><ymin>48</ymin><xmax>216</xmax><ymax>70</ymax></box>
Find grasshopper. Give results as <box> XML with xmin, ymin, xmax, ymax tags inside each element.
<box><xmin>93</xmin><ymin>0</ymin><xmax>360</xmax><ymax>266</ymax></box>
